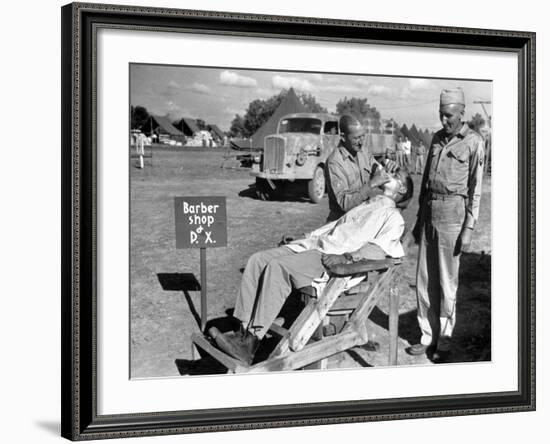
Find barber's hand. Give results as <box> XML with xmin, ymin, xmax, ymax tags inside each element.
<box><xmin>455</xmin><ymin>228</ymin><xmax>473</xmax><ymax>255</ymax></box>
<box><xmin>322</xmin><ymin>254</ymin><xmax>350</xmax><ymax>268</ymax></box>
<box><xmin>369</xmin><ymin>166</ymin><xmax>391</xmax><ymax>188</ymax></box>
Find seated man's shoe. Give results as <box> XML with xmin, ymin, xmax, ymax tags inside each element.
<box><xmin>209</xmin><ymin>327</ymin><xmax>259</xmax><ymax>365</ymax></box>
<box><xmin>406</xmin><ymin>343</ymin><xmax>434</xmax><ymax>356</ymax></box>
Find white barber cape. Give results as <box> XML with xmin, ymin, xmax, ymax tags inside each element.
<box><xmin>286</xmin><ymin>195</ymin><xmax>405</xmax><ymax>294</ymax></box>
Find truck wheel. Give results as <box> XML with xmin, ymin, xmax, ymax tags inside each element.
<box><xmin>307</xmin><ymin>166</ymin><xmax>325</xmax><ymax>203</ymax></box>
<box><xmin>255</xmin><ymin>178</ymin><xmax>278</xmax><ymax>201</ymax></box>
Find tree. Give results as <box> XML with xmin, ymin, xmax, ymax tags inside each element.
<box><xmin>467</xmin><ymin>113</ymin><xmax>486</xmax><ymax>133</ymax></box>
<box><xmin>229</xmin><ymin>114</ymin><xmax>247</xmax><ymax>138</ymax></box>
<box><xmin>229</xmin><ymin>89</ymin><xmax>328</xmax><ymax>138</ymax></box>
<box><xmin>131</xmin><ymin>105</ymin><xmax>150</xmax><ymax>130</ymax></box>
<box><xmin>335</xmin><ymin>97</ymin><xmax>380</xmax><ymax>121</ymax></box>
<box><xmin>299</xmin><ymin>92</ymin><xmax>327</xmax><ymax>114</ymax></box>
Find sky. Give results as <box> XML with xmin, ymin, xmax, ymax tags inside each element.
<box><xmin>130</xmin><ymin>64</ymin><xmax>492</xmax><ymax>132</ymax></box>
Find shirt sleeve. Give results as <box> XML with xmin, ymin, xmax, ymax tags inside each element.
<box><xmin>326</xmin><ymin>159</ymin><xmax>372</xmax><ymax>213</ymax></box>
<box><xmin>464</xmin><ymin>138</ymin><xmax>485</xmax><ymax>229</ymax></box>
<box><xmin>349</xmin><ymin>209</ymin><xmax>405</xmax><ymax>260</ymax></box>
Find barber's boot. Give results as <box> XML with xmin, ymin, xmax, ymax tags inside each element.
<box><xmin>209</xmin><ymin>327</ymin><xmax>259</xmax><ymax>365</ymax></box>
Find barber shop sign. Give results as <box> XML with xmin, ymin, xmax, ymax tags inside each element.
<box><xmin>174</xmin><ymin>196</ymin><xmax>227</xmax><ymax>249</ymax></box>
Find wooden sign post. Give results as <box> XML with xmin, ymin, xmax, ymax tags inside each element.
<box><xmin>174</xmin><ymin>196</ymin><xmax>227</xmax><ymax>331</ymax></box>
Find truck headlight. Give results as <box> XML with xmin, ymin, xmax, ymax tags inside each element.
<box><xmin>296</xmin><ymin>150</ymin><xmax>307</xmax><ymax>166</ymax></box>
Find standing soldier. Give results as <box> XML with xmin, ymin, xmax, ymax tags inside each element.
<box><xmin>325</xmin><ymin>114</ymin><xmax>395</xmax><ymax>222</ymax></box>
<box><xmin>409</xmin><ymin>87</ymin><xmax>484</xmax><ymax>363</ymax></box>
<box><xmin>415</xmin><ymin>140</ymin><xmax>426</xmax><ymax>175</ymax></box>
<box><xmin>402</xmin><ymin>136</ymin><xmax>412</xmax><ymax>167</ymax></box>
<box><xmin>395</xmin><ymin>136</ymin><xmax>405</xmax><ymax>168</ymax></box>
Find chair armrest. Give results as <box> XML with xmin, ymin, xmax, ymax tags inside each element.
<box><xmin>327</xmin><ymin>257</ymin><xmax>403</xmax><ymax>277</ymax></box>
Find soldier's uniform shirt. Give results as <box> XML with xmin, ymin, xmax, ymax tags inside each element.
<box><xmin>325</xmin><ymin>143</ymin><xmax>376</xmax><ymax>222</ymax></box>
<box><xmin>402</xmin><ymin>139</ymin><xmax>412</xmax><ymax>155</ymax></box>
<box><xmin>233</xmin><ymin>195</ymin><xmax>404</xmax><ymax>339</ymax></box>
<box><xmin>416</xmin><ymin>123</ymin><xmax>484</xmax><ymax>350</ymax></box>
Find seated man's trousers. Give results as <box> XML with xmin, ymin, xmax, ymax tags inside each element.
<box><xmin>233</xmin><ymin>247</ymin><xmax>325</xmax><ymax>339</ymax></box>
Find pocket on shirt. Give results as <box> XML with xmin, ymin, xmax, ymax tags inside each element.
<box><xmin>448</xmin><ymin>145</ymin><xmax>469</xmax><ymax>163</ymax></box>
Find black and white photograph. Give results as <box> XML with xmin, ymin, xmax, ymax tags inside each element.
<box><xmin>129</xmin><ymin>64</ymin><xmax>492</xmax><ymax>378</ymax></box>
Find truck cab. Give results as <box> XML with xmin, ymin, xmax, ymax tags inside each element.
<box><xmin>250</xmin><ymin>113</ymin><xmax>340</xmax><ymax>203</ymax></box>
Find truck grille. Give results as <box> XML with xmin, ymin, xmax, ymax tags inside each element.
<box><xmin>262</xmin><ymin>136</ymin><xmax>285</xmax><ymax>173</ymax></box>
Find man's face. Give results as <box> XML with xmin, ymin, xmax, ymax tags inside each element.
<box><xmin>439</xmin><ymin>104</ymin><xmax>464</xmax><ymax>135</ymax></box>
<box><xmin>342</xmin><ymin>127</ymin><xmax>366</xmax><ymax>155</ymax></box>
<box><xmin>382</xmin><ymin>170</ymin><xmax>406</xmax><ymax>195</ymax></box>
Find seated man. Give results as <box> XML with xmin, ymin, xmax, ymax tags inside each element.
<box><xmin>216</xmin><ymin>167</ymin><xmax>414</xmax><ymax>364</ymax></box>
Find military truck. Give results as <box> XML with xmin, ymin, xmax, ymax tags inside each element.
<box><xmin>250</xmin><ymin>113</ymin><xmax>397</xmax><ymax>203</ymax></box>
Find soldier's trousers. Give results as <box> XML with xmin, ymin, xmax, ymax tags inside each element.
<box><xmin>415</xmin><ymin>155</ymin><xmax>425</xmax><ymax>174</ymax></box>
<box><xmin>233</xmin><ymin>247</ymin><xmax>325</xmax><ymax>339</ymax></box>
<box><xmin>416</xmin><ymin>196</ymin><xmax>465</xmax><ymax>351</ymax></box>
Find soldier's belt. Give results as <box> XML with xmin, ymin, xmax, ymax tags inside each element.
<box><xmin>427</xmin><ymin>192</ymin><xmax>465</xmax><ymax>201</ymax></box>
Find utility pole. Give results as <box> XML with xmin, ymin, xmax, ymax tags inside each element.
<box><xmin>473</xmin><ymin>100</ymin><xmax>492</xmax><ymax>125</ymax></box>
<box><xmin>473</xmin><ymin>100</ymin><xmax>492</xmax><ymax>174</ymax></box>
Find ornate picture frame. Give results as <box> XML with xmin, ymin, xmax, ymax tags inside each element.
<box><xmin>61</xmin><ymin>2</ymin><xmax>535</xmax><ymax>440</ymax></box>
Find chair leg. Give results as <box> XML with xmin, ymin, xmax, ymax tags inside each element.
<box><xmin>304</xmin><ymin>317</ymin><xmax>330</xmax><ymax>370</ymax></box>
<box><xmin>388</xmin><ymin>286</ymin><xmax>399</xmax><ymax>365</ymax></box>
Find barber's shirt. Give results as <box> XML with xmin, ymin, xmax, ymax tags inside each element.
<box><xmin>325</xmin><ymin>143</ymin><xmax>376</xmax><ymax>222</ymax></box>
<box><xmin>287</xmin><ymin>195</ymin><xmax>405</xmax><ymax>259</ymax></box>
<box><xmin>419</xmin><ymin>123</ymin><xmax>484</xmax><ymax>229</ymax></box>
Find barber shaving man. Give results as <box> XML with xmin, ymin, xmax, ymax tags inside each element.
<box><xmin>214</xmin><ymin>166</ymin><xmax>413</xmax><ymax>365</ymax></box>
<box><xmin>325</xmin><ymin>114</ymin><xmax>398</xmax><ymax>222</ymax></box>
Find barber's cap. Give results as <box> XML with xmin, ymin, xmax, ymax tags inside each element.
<box><xmin>440</xmin><ymin>87</ymin><xmax>465</xmax><ymax>106</ymax></box>
<box><xmin>339</xmin><ymin>114</ymin><xmax>365</xmax><ymax>136</ymax></box>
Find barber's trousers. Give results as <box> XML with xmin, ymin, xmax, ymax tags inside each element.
<box><xmin>233</xmin><ymin>247</ymin><xmax>325</xmax><ymax>339</ymax></box>
<box><xmin>416</xmin><ymin>197</ymin><xmax>465</xmax><ymax>351</ymax></box>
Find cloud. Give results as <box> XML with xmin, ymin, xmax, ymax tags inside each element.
<box><xmin>219</xmin><ymin>71</ymin><xmax>257</xmax><ymax>88</ymax></box>
<box><xmin>162</xmin><ymin>101</ymin><xmax>192</xmax><ymax>119</ymax></box>
<box><xmin>323</xmin><ymin>84</ymin><xmax>360</xmax><ymax>94</ymax></box>
<box><xmin>255</xmin><ymin>87</ymin><xmax>277</xmax><ymax>97</ymax></box>
<box><xmin>309</xmin><ymin>73</ymin><xmax>324</xmax><ymax>82</ymax></box>
<box><xmin>224</xmin><ymin>107</ymin><xmax>245</xmax><ymax>116</ymax></box>
<box><xmin>158</xmin><ymin>80</ymin><xmax>181</xmax><ymax>99</ymax></box>
<box><xmin>165</xmin><ymin>101</ymin><xmax>183</xmax><ymax>113</ymax></box>
<box><xmin>399</xmin><ymin>87</ymin><xmax>413</xmax><ymax>99</ymax></box>
<box><xmin>189</xmin><ymin>82</ymin><xmax>211</xmax><ymax>95</ymax></box>
<box><xmin>272</xmin><ymin>75</ymin><xmax>314</xmax><ymax>92</ymax></box>
<box><xmin>408</xmin><ymin>78</ymin><xmax>432</xmax><ymax>90</ymax></box>
<box><xmin>367</xmin><ymin>84</ymin><xmax>394</xmax><ymax>96</ymax></box>
<box><xmin>355</xmin><ymin>78</ymin><xmax>371</xmax><ymax>87</ymax></box>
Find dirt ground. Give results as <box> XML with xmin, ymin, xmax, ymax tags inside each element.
<box><xmin>130</xmin><ymin>148</ymin><xmax>491</xmax><ymax>378</ymax></box>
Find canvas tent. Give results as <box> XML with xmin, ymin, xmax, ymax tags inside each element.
<box><xmin>173</xmin><ymin>117</ymin><xmax>200</xmax><ymax>136</ymax></box>
<box><xmin>150</xmin><ymin>115</ymin><xmax>184</xmax><ymax>139</ymax></box>
<box><xmin>230</xmin><ymin>138</ymin><xmax>253</xmax><ymax>150</ymax></box>
<box><xmin>249</xmin><ymin>87</ymin><xmax>308</xmax><ymax>149</ymax></box>
<box><xmin>208</xmin><ymin>124</ymin><xmax>225</xmax><ymax>141</ymax></box>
